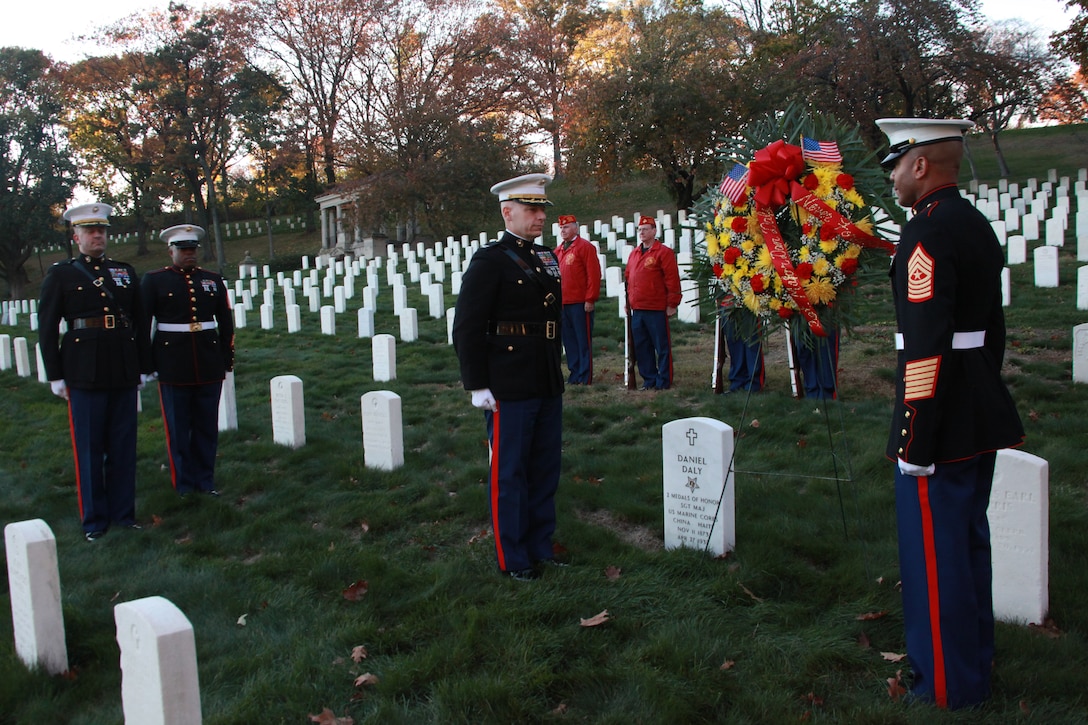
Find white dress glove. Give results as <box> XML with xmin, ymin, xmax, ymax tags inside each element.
<box><xmin>470</xmin><ymin>388</ymin><xmax>497</xmax><ymax>411</ymax></box>
<box><xmin>140</xmin><ymin>372</ymin><xmax>158</xmax><ymax>385</ymax></box>
<box><xmin>898</xmin><ymin>458</ymin><xmax>935</xmax><ymax>477</ymax></box>
<box><xmin>49</xmin><ymin>380</ymin><xmax>68</xmax><ymax>400</ymax></box>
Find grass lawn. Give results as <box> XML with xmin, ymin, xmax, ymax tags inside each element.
<box><xmin>0</xmin><ymin>126</ymin><xmax>1087</xmax><ymax>723</ymax></box>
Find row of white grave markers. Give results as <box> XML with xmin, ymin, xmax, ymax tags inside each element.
<box><xmin>5</xmin><ymin>519</ymin><xmax>202</xmax><ymax>723</ymax></box>
<box><xmin>660</xmin><ymin>417</ymin><xmax>1051</xmax><ymax>624</ymax></box>
<box><xmin>268</xmin><ymin>346</ymin><xmax>404</xmax><ymax>471</ymax></box>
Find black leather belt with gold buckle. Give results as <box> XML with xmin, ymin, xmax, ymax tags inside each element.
<box><xmin>71</xmin><ymin>314</ymin><xmax>129</xmax><ymax>330</ymax></box>
<box><xmin>492</xmin><ymin>321</ymin><xmax>557</xmax><ymax>339</ymax></box>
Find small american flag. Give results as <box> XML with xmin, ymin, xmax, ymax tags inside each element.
<box><xmin>801</xmin><ymin>137</ymin><xmax>842</xmax><ymax>164</ymax></box>
<box><xmin>718</xmin><ymin>163</ymin><xmax>750</xmax><ymax>205</ymax></box>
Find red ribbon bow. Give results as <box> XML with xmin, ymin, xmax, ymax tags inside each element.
<box><xmin>747</xmin><ymin>140</ymin><xmax>805</xmax><ymax>209</ymax></box>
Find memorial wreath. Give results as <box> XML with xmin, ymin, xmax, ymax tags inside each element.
<box><xmin>702</xmin><ymin>107</ymin><xmax>898</xmax><ymax>340</ymax></box>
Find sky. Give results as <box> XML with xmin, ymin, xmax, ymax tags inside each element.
<box><xmin>0</xmin><ymin>0</ymin><xmax>1080</xmax><ymax>64</ymax></box>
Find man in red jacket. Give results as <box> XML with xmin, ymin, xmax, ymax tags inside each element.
<box><xmin>625</xmin><ymin>215</ymin><xmax>681</xmax><ymax>390</ymax></box>
<box><xmin>554</xmin><ymin>214</ymin><xmax>601</xmax><ymax>385</ymax></box>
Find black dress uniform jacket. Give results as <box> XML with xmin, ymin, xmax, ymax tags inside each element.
<box><xmin>886</xmin><ymin>185</ymin><xmax>1024</xmax><ymax>465</ymax></box>
<box><xmin>453</xmin><ymin>232</ymin><xmax>564</xmax><ymax>400</ymax></box>
<box><xmin>141</xmin><ymin>265</ymin><xmax>234</xmax><ymax>384</ymax></box>
<box><xmin>38</xmin><ymin>255</ymin><xmax>151</xmax><ymax>388</ymax></box>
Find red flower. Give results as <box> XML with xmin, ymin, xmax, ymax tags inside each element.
<box><xmin>837</xmin><ymin>173</ymin><xmax>854</xmax><ymax>189</ymax></box>
<box><xmin>819</xmin><ymin>223</ymin><xmax>838</xmax><ymax>241</ymax></box>
<box><xmin>730</xmin><ymin>216</ymin><xmax>748</xmax><ymax>233</ymax></box>
<box><xmin>750</xmin><ymin>274</ymin><xmax>766</xmax><ymax>293</ymax></box>
<box><xmin>712</xmin><ymin>263</ymin><xmax>723</xmax><ymax>278</ymax></box>
<box><xmin>778</xmin><ymin>306</ymin><xmax>794</xmax><ymax>319</ymax></box>
<box><xmin>840</xmin><ymin>258</ymin><xmax>858</xmax><ymax>275</ymax></box>
<box><xmin>802</xmin><ymin>221</ymin><xmax>813</xmax><ymax>235</ymax></box>
<box><xmin>723</xmin><ymin>247</ymin><xmax>742</xmax><ymax>264</ymax></box>
<box><xmin>795</xmin><ymin>262</ymin><xmax>814</xmax><ymax>280</ymax></box>
<box><xmin>803</xmin><ymin>174</ymin><xmax>820</xmax><ymax>190</ymax></box>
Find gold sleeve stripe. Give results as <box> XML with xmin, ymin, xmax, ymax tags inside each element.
<box><xmin>904</xmin><ymin>356</ymin><xmax>940</xmax><ymax>400</ymax></box>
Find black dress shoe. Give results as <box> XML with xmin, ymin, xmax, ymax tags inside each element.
<box><xmin>85</xmin><ymin>531</ymin><xmax>105</xmax><ymax>541</ymax></box>
<box><xmin>203</xmin><ymin>489</ymin><xmax>221</xmax><ymax>497</ymax></box>
<box><xmin>537</xmin><ymin>559</ymin><xmax>569</xmax><ymax>568</ymax></box>
<box><xmin>125</xmin><ymin>523</ymin><xmax>142</xmax><ymax>530</ymax></box>
<box><xmin>504</xmin><ymin>568</ymin><xmax>540</xmax><ymax>582</ymax></box>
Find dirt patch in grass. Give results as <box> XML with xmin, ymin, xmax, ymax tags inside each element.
<box><xmin>576</xmin><ymin>508</ymin><xmax>663</xmax><ymax>552</ymax></box>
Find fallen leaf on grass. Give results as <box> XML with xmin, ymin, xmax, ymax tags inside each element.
<box><xmin>359</xmin><ymin>521</ymin><xmax>370</xmax><ymax>534</ymax></box>
<box><xmin>750</xmin><ymin>419</ymin><xmax>760</xmax><ymax>428</ymax></box>
<box><xmin>739</xmin><ymin>583</ymin><xmax>764</xmax><ymax>603</ymax></box>
<box><xmin>802</xmin><ymin>691</ymin><xmax>824</xmax><ymax>707</ymax></box>
<box><xmin>1020</xmin><ymin>699</ymin><xmax>1031</xmax><ymax>714</ymax></box>
<box><xmin>604</xmin><ymin>565</ymin><xmax>622</xmax><ymax>580</ymax></box>
<box><xmin>855</xmin><ymin>610</ymin><xmax>888</xmax><ymax>621</ymax></box>
<box><xmin>857</xmin><ymin>631</ymin><xmax>870</xmax><ymax>649</ymax></box>
<box><xmin>720</xmin><ymin>660</ymin><xmax>735</xmax><ymax>670</ymax></box>
<box><xmin>236</xmin><ymin>613</ymin><xmax>247</xmax><ymax>626</ymax></box>
<box><xmin>354</xmin><ymin>673</ymin><xmax>379</xmax><ymax>687</ymax></box>
<box><xmin>151</xmin><ymin>514</ymin><xmax>163</xmax><ymax>527</ymax></box>
<box><xmin>881</xmin><ymin>651</ymin><xmax>907</xmax><ymax>663</ymax></box>
<box><xmin>342</xmin><ymin>580</ymin><xmax>369</xmax><ymax>601</ymax></box>
<box><xmin>351</xmin><ymin>645</ymin><xmax>368</xmax><ymax>663</ymax></box>
<box><xmin>467</xmin><ymin>528</ymin><xmax>491</xmax><ymax>544</ymax></box>
<box><xmin>551</xmin><ymin>703</ymin><xmax>568</xmax><ymax>714</ymax></box>
<box><xmin>797</xmin><ymin>437</ymin><xmax>807</xmax><ymax>449</ymax></box>
<box><xmin>1028</xmin><ymin>409</ymin><xmax>1039</xmax><ymax>422</ymax></box>
<box><xmin>309</xmin><ymin>708</ymin><xmax>354</xmax><ymax>724</ymax></box>
<box><xmin>580</xmin><ymin>610</ymin><xmax>610</xmax><ymax>627</ymax></box>
<box><xmin>887</xmin><ymin>669</ymin><xmax>907</xmax><ymax>701</ymax></box>
<box><xmin>1027</xmin><ymin>617</ymin><xmax>1063</xmax><ymax>638</ymax></box>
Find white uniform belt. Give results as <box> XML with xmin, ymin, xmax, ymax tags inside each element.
<box><xmin>895</xmin><ymin>330</ymin><xmax>985</xmax><ymax>350</ymax></box>
<box><xmin>158</xmin><ymin>321</ymin><xmax>217</xmax><ymax>333</ymax></box>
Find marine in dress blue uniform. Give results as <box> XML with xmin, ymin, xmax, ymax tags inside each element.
<box><xmin>719</xmin><ymin>292</ymin><xmax>764</xmax><ymax>394</ymax></box>
<box><xmin>878</xmin><ymin>118</ymin><xmax>1025</xmax><ymax>709</ymax></box>
<box><xmin>453</xmin><ymin>173</ymin><xmax>565</xmax><ymax>582</ymax></box>
<box><xmin>141</xmin><ymin>225</ymin><xmax>235</xmax><ymax>496</ymax></box>
<box><xmin>38</xmin><ymin>203</ymin><xmax>153</xmax><ymax>541</ymax></box>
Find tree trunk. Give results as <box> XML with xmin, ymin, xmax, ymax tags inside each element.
<box><xmin>990</xmin><ymin>131</ymin><xmax>1012</xmax><ymax>178</ymax></box>
<box><xmin>199</xmin><ymin>154</ymin><xmax>226</xmax><ymax>275</ymax></box>
<box><xmin>266</xmin><ymin>198</ymin><xmax>275</xmax><ymax>259</ymax></box>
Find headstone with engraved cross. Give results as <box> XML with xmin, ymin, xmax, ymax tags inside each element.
<box><xmin>661</xmin><ymin>417</ymin><xmax>735</xmax><ymax>556</ymax></box>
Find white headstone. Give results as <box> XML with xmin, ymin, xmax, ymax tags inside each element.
<box><xmin>678</xmin><ymin>280</ymin><xmax>700</xmax><ymax>323</ymax></box>
<box><xmin>1033</xmin><ymin>246</ymin><xmax>1059</xmax><ymax>288</ymax></box>
<box><xmin>988</xmin><ymin>449</ymin><xmax>1049</xmax><ymax>625</ymax></box>
<box><xmin>1078</xmin><ymin>266</ymin><xmax>1088</xmax><ymax>311</ymax></box>
<box><xmin>35</xmin><ymin>343</ymin><xmax>47</xmax><ymax>382</ymax></box>
<box><xmin>233</xmin><ymin>304</ymin><xmax>247</xmax><ymax>329</ymax></box>
<box><xmin>990</xmin><ymin>220</ymin><xmax>1007</xmax><ymax>246</ymax></box>
<box><xmin>285</xmin><ymin>304</ymin><xmax>301</xmax><ymax>334</ymax></box>
<box><xmin>320</xmin><ymin>305</ymin><xmax>336</xmax><ymax>335</ymax></box>
<box><xmin>217</xmin><ymin>371</ymin><xmax>237</xmax><ymax>431</ymax></box>
<box><xmin>1045</xmin><ymin>217</ymin><xmax>1065</xmax><ymax>247</ymax></box>
<box><xmin>114</xmin><ymin>596</ymin><xmax>202</xmax><ymax>725</ymax></box>
<box><xmin>270</xmin><ymin>375</ymin><xmax>305</xmax><ymax>448</ymax></box>
<box><xmin>1022</xmin><ymin>214</ymin><xmax>1039</xmax><ymax>241</ymax></box>
<box><xmin>0</xmin><ymin>333</ymin><xmax>10</xmax><ymax>371</ymax></box>
<box><xmin>260</xmin><ymin>304</ymin><xmax>274</xmax><ymax>330</ymax></box>
<box><xmin>361</xmin><ymin>391</ymin><xmax>404</xmax><ymax>471</ymax></box>
<box><xmin>372</xmin><ymin>334</ymin><xmax>397</xmax><ymax>382</ymax></box>
<box><xmin>1073</xmin><ymin>323</ymin><xmax>1088</xmax><ymax>384</ymax></box>
<box><xmin>13</xmin><ymin>336</ymin><xmax>30</xmax><ymax>377</ymax></box>
<box><xmin>399</xmin><ymin>308</ymin><xmax>418</xmax><ymax>343</ymax></box>
<box><xmin>661</xmin><ymin>417</ymin><xmax>735</xmax><ymax>556</ymax></box>
<box><xmin>1001</xmin><ymin>267</ymin><xmax>1011</xmax><ymax>307</ymax></box>
<box><xmin>4</xmin><ymin>519</ymin><xmax>68</xmax><ymax>675</ymax></box>
<box><xmin>446</xmin><ymin>307</ymin><xmax>456</xmax><ymax>345</ymax></box>
<box><xmin>1006</xmin><ymin>235</ymin><xmax>1026</xmax><ymax>265</ymax></box>
<box><xmin>357</xmin><ymin>307</ymin><xmax>375</xmax><ymax>338</ymax></box>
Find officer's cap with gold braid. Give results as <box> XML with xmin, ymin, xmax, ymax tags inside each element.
<box><xmin>63</xmin><ymin>203</ymin><xmax>113</xmax><ymax>227</ymax></box>
<box><xmin>875</xmin><ymin>118</ymin><xmax>974</xmax><ymax>169</ymax></box>
<box><xmin>160</xmin><ymin>224</ymin><xmax>206</xmax><ymax>249</ymax></box>
<box><xmin>491</xmin><ymin>173</ymin><xmax>553</xmax><ymax>206</ymax></box>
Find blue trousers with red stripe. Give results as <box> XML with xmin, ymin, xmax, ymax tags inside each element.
<box><xmin>561</xmin><ymin>303</ymin><xmax>594</xmax><ymax>384</ymax></box>
<box><xmin>895</xmin><ymin>452</ymin><xmax>996</xmax><ymax>709</ymax></box>
<box><xmin>159</xmin><ymin>382</ymin><xmax>223</xmax><ymax>494</ymax></box>
<box><xmin>67</xmin><ymin>387</ymin><xmax>139</xmax><ymax>535</ymax></box>
<box><xmin>631</xmin><ymin>309</ymin><xmax>672</xmax><ymax>389</ymax></box>
<box><xmin>484</xmin><ymin>396</ymin><xmax>562</xmax><ymax>572</ymax></box>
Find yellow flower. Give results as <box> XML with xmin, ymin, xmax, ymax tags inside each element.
<box><xmin>813</xmin><ymin>258</ymin><xmax>830</xmax><ymax>276</ymax></box>
<box><xmin>799</xmin><ymin>246</ymin><xmax>811</xmax><ymax>261</ymax></box>
<box><xmin>819</xmin><ymin>239</ymin><xmax>838</xmax><ymax>254</ymax></box>
<box><xmin>769</xmin><ymin>297</ymin><xmax>782</xmax><ymax>310</ymax></box>
<box><xmin>805</xmin><ymin>277</ymin><xmax>837</xmax><ymax>304</ymax></box>
<box><xmin>741</xmin><ymin>240</ymin><xmax>756</xmax><ymax>253</ymax></box>
<box><xmin>706</xmin><ymin>233</ymin><xmax>720</xmax><ymax>257</ymax></box>
<box><xmin>742</xmin><ymin>287</ymin><xmax>760</xmax><ymax>313</ymax></box>
<box><xmin>755</xmin><ymin>246</ymin><xmax>773</xmax><ymax>273</ymax></box>
<box><xmin>844</xmin><ymin>245</ymin><xmax>861</xmax><ymax>259</ymax></box>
